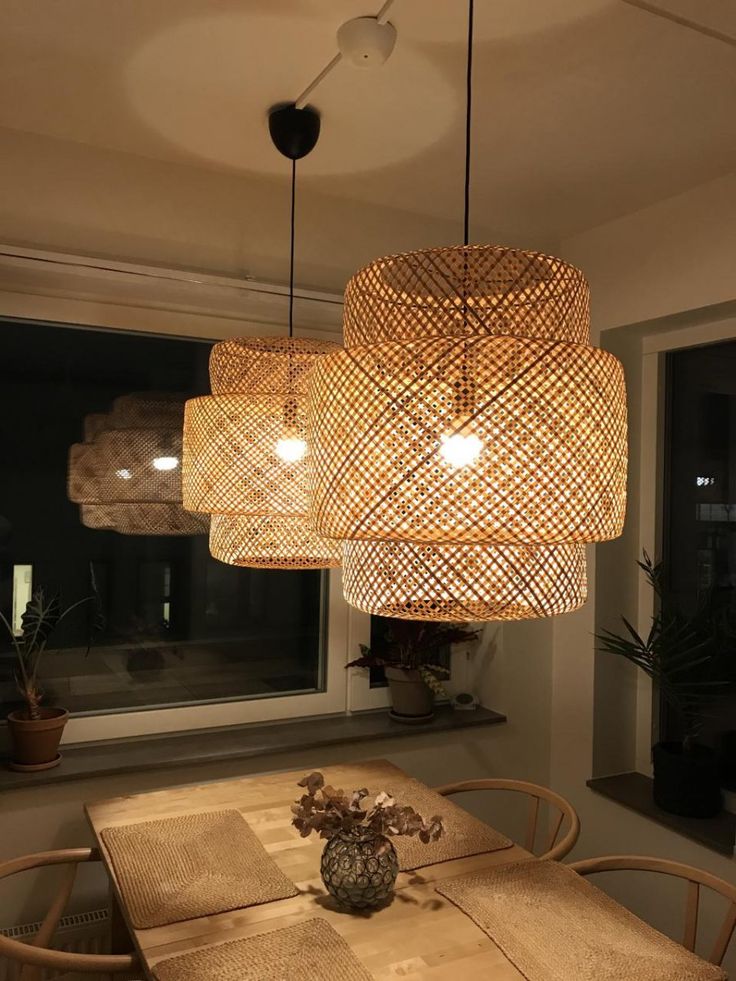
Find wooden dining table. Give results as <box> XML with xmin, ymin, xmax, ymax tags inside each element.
<box><xmin>85</xmin><ymin>758</ymin><xmax>533</xmax><ymax>979</ymax></box>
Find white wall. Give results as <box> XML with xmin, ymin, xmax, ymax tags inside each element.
<box><xmin>531</xmin><ymin>172</ymin><xmax>736</xmax><ymax>972</ymax></box>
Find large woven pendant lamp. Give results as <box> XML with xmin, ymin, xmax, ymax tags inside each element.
<box><xmin>308</xmin><ymin>0</ymin><xmax>626</xmax><ymax>620</ymax></box>
<box><xmin>181</xmin><ymin>105</ymin><xmax>341</xmax><ymax>570</ymax></box>
<box><xmin>68</xmin><ymin>393</ymin><xmax>208</xmax><ymax>536</ymax></box>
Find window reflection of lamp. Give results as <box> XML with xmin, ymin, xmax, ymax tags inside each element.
<box><xmin>153</xmin><ymin>456</ymin><xmax>179</xmax><ymax>471</ymax></box>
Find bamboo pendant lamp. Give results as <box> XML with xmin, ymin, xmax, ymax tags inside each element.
<box><xmin>180</xmin><ymin>106</ymin><xmax>341</xmax><ymax>570</ymax></box>
<box><xmin>310</xmin><ymin>253</ymin><xmax>628</xmax><ymax>546</ymax></box>
<box><xmin>305</xmin><ymin>0</ymin><xmax>626</xmax><ymax>620</ymax></box>
<box><xmin>68</xmin><ymin>393</ymin><xmax>208</xmax><ymax>536</ymax></box>
<box><xmin>182</xmin><ymin>337</ymin><xmax>342</xmax><ymax>569</ymax></box>
<box><xmin>308</xmin><ymin>0</ymin><xmax>627</xmax><ymax>552</ymax></box>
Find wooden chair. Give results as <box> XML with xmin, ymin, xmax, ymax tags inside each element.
<box><xmin>570</xmin><ymin>855</ymin><xmax>736</xmax><ymax>966</ymax></box>
<box><xmin>433</xmin><ymin>778</ymin><xmax>581</xmax><ymax>861</ymax></box>
<box><xmin>0</xmin><ymin>848</ymin><xmax>139</xmax><ymax>980</ymax></box>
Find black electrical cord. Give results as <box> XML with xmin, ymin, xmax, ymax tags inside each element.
<box><xmin>463</xmin><ymin>0</ymin><xmax>474</xmax><ymax>247</ymax></box>
<box><xmin>288</xmin><ymin>157</ymin><xmax>296</xmax><ymax>338</ymax></box>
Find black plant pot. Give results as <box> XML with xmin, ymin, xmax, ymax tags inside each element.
<box><xmin>652</xmin><ymin>741</ymin><xmax>722</xmax><ymax>818</ymax></box>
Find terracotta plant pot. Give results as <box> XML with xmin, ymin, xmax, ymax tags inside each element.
<box><xmin>652</xmin><ymin>740</ymin><xmax>722</xmax><ymax>818</ymax></box>
<box><xmin>7</xmin><ymin>707</ymin><xmax>69</xmax><ymax>771</ymax></box>
<box><xmin>385</xmin><ymin>666</ymin><xmax>434</xmax><ymax>722</ymax></box>
<box><xmin>320</xmin><ymin>830</ymin><xmax>398</xmax><ymax>910</ymax></box>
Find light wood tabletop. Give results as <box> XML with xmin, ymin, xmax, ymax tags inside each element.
<box><xmin>85</xmin><ymin>759</ymin><xmax>531</xmax><ymax>980</ymax></box>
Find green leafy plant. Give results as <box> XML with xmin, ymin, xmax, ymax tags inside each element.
<box><xmin>596</xmin><ymin>552</ymin><xmax>736</xmax><ymax>748</ymax></box>
<box><xmin>0</xmin><ymin>566</ymin><xmax>103</xmax><ymax>720</ymax></box>
<box><xmin>346</xmin><ymin>620</ymin><xmax>479</xmax><ymax>697</ymax></box>
<box><xmin>291</xmin><ymin>771</ymin><xmax>444</xmax><ymax>851</ymax></box>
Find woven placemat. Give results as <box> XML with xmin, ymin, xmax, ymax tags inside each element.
<box><xmin>101</xmin><ymin>809</ymin><xmax>298</xmax><ymax>929</ymax></box>
<box><xmin>153</xmin><ymin>918</ymin><xmax>372</xmax><ymax>981</ymax></box>
<box><xmin>320</xmin><ymin>761</ymin><xmax>513</xmax><ymax>870</ymax></box>
<box><xmin>437</xmin><ymin>860</ymin><xmax>727</xmax><ymax>981</ymax></box>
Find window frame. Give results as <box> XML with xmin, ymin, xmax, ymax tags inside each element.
<box><xmin>0</xmin><ymin>258</ymin><xmax>350</xmax><ymax>744</ymax></box>
<box><xmin>64</xmin><ymin>568</ymin><xmax>351</xmax><ymax>743</ymax></box>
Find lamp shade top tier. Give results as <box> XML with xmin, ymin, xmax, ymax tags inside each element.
<box><xmin>209</xmin><ymin>336</ymin><xmax>340</xmax><ymax>396</ymax></box>
<box><xmin>343</xmin><ymin>245</ymin><xmax>590</xmax><ymax>347</ymax></box>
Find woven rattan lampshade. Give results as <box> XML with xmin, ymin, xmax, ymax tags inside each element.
<box><xmin>182</xmin><ymin>337</ymin><xmax>341</xmax><ymax>569</ymax></box>
<box><xmin>68</xmin><ymin>393</ymin><xmax>207</xmax><ymax>536</ymax></box>
<box><xmin>342</xmin><ymin>540</ymin><xmax>587</xmax><ymax>621</ymax></box>
<box><xmin>310</xmin><ymin>245</ymin><xmax>628</xmax><ymax>547</ymax></box>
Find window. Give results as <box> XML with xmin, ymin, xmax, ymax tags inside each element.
<box><xmin>664</xmin><ymin>339</ymin><xmax>736</xmax><ymax>782</ymax></box>
<box><xmin>0</xmin><ymin>319</ymin><xmax>338</xmax><ymax>732</ymax></box>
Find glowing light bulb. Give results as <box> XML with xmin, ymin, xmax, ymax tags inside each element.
<box><xmin>116</xmin><ymin>468</ymin><xmax>133</xmax><ymax>480</ymax></box>
<box><xmin>153</xmin><ymin>456</ymin><xmax>179</xmax><ymax>471</ymax></box>
<box><xmin>275</xmin><ymin>437</ymin><xmax>307</xmax><ymax>463</ymax></box>
<box><xmin>439</xmin><ymin>432</ymin><xmax>483</xmax><ymax>469</ymax></box>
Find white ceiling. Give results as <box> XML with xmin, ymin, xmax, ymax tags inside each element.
<box><xmin>0</xmin><ymin>0</ymin><xmax>734</xmax><ymax>289</ymax></box>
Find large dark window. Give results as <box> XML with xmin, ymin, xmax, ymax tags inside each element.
<box><xmin>0</xmin><ymin>319</ymin><xmax>326</xmax><ymax>717</ymax></box>
<box><xmin>664</xmin><ymin>340</ymin><xmax>736</xmax><ymax>783</ymax></box>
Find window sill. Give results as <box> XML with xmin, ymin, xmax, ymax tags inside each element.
<box><xmin>0</xmin><ymin>705</ymin><xmax>506</xmax><ymax>791</ymax></box>
<box><xmin>588</xmin><ymin>772</ymin><xmax>736</xmax><ymax>858</ymax></box>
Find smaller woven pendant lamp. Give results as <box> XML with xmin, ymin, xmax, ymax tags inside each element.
<box><xmin>68</xmin><ymin>393</ymin><xmax>208</xmax><ymax>537</ymax></box>
<box><xmin>182</xmin><ymin>337</ymin><xmax>341</xmax><ymax>568</ymax></box>
<box><xmin>181</xmin><ymin>105</ymin><xmax>341</xmax><ymax>570</ymax></box>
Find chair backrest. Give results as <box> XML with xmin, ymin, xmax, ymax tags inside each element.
<box><xmin>0</xmin><ymin>848</ymin><xmax>139</xmax><ymax>979</ymax></box>
<box><xmin>570</xmin><ymin>854</ymin><xmax>736</xmax><ymax>966</ymax></box>
<box><xmin>433</xmin><ymin>777</ymin><xmax>581</xmax><ymax>861</ymax></box>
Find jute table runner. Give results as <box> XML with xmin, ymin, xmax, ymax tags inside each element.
<box><xmin>317</xmin><ymin>760</ymin><xmax>513</xmax><ymax>870</ymax></box>
<box><xmin>101</xmin><ymin>809</ymin><xmax>298</xmax><ymax>929</ymax></box>
<box><xmin>152</xmin><ymin>918</ymin><xmax>373</xmax><ymax>981</ymax></box>
<box><xmin>437</xmin><ymin>860</ymin><xmax>726</xmax><ymax>981</ymax></box>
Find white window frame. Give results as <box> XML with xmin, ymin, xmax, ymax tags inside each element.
<box><xmin>65</xmin><ymin>569</ymin><xmax>352</xmax><ymax>743</ymax></box>
<box><xmin>605</xmin><ymin>315</ymin><xmax>736</xmax><ymax>778</ymax></box>
<box><xmin>0</xmin><ymin>246</ymin><xmax>353</xmax><ymax>744</ymax></box>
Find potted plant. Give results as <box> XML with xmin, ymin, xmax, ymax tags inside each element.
<box><xmin>346</xmin><ymin>619</ymin><xmax>480</xmax><ymax>723</ymax></box>
<box><xmin>597</xmin><ymin>553</ymin><xmax>735</xmax><ymax>818</ymax></box>
<box><xmin>292</xmin><ymin>771</ymin><xmax>444</xmax><ymax>910</ymax></box>
<box><xmin>1</xmin><ymin>579</ymin><xmax>99</xmax><ymax>771</ymax></box>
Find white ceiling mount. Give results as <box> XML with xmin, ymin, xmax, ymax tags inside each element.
<box><xmin>337</xmin><ymin>16</ymin><xmax>398</xmax><ymax>68</ymax></box>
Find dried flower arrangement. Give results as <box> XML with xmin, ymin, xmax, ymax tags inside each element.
<box><xmin>291</xmin><ymin>771</ymin><xmax>444</xmax><ymax>850</ymax></box>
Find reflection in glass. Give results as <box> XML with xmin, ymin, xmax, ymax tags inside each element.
<box><xmin>0</xmin><ymin>321</ymin><xmax>327</xmax><ymax>718</ymax></box>
<box><xmin>67</xmin><ymin>392</ymin><xmax>207</xmax><ymax>537</ymax></box>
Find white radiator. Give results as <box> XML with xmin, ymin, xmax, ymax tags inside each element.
<box><xmin>0</xmin><ymin>908</ymin><xmax>115</xmax><ymax>981</ymax></box>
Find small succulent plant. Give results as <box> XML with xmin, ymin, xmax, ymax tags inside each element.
<box><xmin>291</xmin><ymin>771</ymin><xmax>444</xmax><ymax>851</ymax></box>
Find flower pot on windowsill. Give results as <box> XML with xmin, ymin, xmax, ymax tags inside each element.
<box><xmin>384</xmin><ymin>666</ymin><xmax>434</xmax><ymax>723</ymax></box>
<box><xmin>6</xmin><ymin>707</ymin><xmax>69</xmax><ymax>771</ymax></box>
<box><xmin>652</xmin><ymin>741</ymin><xmax>722</xmax><ymax>818</ymax></box>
